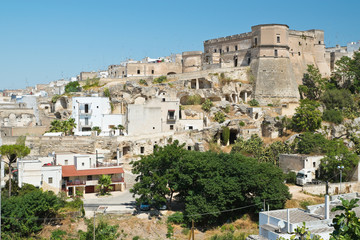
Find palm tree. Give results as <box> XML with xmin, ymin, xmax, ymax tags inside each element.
<box><xmin>117</xmin><ymin>124</ymin><xmax>125</xmax><ymax>135</ymax></box>
<box><xmin>98</xmin><ymin>174</ymin><xmax>112</xmax><ymax>195</ymax></box>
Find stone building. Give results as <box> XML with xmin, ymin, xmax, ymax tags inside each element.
<box><xmin>203</xmin><ymin>24</ymin><xmax>330</xmax><ymax>104</ymax></box>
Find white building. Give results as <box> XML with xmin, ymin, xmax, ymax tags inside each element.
<box><xmin>17</xmin><ymin>159</ymin><xmax>62</xmax><ymax>194</ymax></box>
<box><xmin>127</xmin><ymin>97</ymin><xmax>179</xmax><ymax>135</ymax></box>
<box><xmin>248</xmin><ymin>193</ymin><xmax>360</xmax><ymax>240</ymax></box>
<box><xmin>72</xmin><ymin>97</ymin><xmax>125</xmax><ymax>135</ymax></box>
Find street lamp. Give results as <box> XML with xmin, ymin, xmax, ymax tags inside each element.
<box><xmin>338</xmin><ymin>165</ymin><xmax>344</xmax><ymax>194</ymax></box>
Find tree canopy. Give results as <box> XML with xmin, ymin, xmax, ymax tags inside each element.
<box><xmin>299</xmin><ymin>64</ymin><xmax>327</xmax><ymax>100</ymax></box>
<box><xmin>65</xmin><ymin>81</ymin><xmax>80</xmax><ymax>93</ymax></box>
<box><xmin>290</xmin><ymin>99</ymin><xmax>322</xmax><ymax>132</ymax></box>
<box><xmin>131</xmin><ymin>141</ymin><xmax>291</xmax><ymax>226</ymax></box>
<box><xmin>49</xmin><ymin>118</ymin><xmax>76</xmax><ymax>135</ymax></box>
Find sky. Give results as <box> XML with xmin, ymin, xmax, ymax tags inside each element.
<box><xmin>0</xmin><ymin>0</ymin><xmax>359</xmax><ymax>90</ymax></box>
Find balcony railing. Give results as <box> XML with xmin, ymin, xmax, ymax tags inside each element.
<box><xmin>65</xmin><ymin>180</ymin><xmax>86</xmax><ymax>186</ymax></box>
<box><xmin>79</xmin><ymin>122</ymin><xmax>92</xmax><ymax>128</ymax></box>
<box><xmin>79</xmin><ymin>109</ymin><xmax>92</xmax><ymax>115</ymax></box>
<box><xmin>112</xmin><ymin>178</ymin><xmax>124</xmax><ymax>183</ymax></box>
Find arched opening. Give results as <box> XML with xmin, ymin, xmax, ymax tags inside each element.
<box><xmin>167</xmin><ymin>72</ymin><xmax>176</xmax><ymax>75</ymax></box>
<box><xmin>234</xmin><ymin>56</ymin><xmax>238</xmax><ymax>67</ymax></box>
<box><xmin>232</xmin><ymin>94</ymin><xmax>237</xmax><ymax>103</ymax></box>
<box><xmin>240</xmin><ymin>91</ymin><xmax>251</xmax><ymax>102</ymax></box>
<box><xmin>229</xmin><ymin>129</ymin><xmax>238</xmax><ymax>144</ymax></box>
<box><xmin>198</xmin><ymin>78</ymin><xmax>212</xmax><ymax>89</ymax></box>
<box><xmin>225</xmin><ymin>94</ymin><xmax>231</xmax><ymax>102</ymax></box>
<box><xmin>255</xmin><ymin>113</ymin><xmax>259</xmax><ymax>120</ymax></box>
<box><xmin>55</xmin><ymin>112</ymin><xmax>61</xmax><ymax>119</ymax></box>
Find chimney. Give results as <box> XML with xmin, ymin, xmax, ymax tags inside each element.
<box><xmin>287</xmin><ymin>209</ymin><xmax>290</xmax><ymax>233</ymax></box>
<box><xmin>325</xmin><ymin>195</ymin><xmax>330</xmax><ymax>220</ymax></box>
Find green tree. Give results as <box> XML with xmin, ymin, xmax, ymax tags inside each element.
<box><xmin>332</xmin><ymin>52</ymin><xmax>360</xmax><ymax>94</ymax></box>
<box><xmin>103</xmin><ymin>87</ymin><xmax>110</xmax><ymax>97</ymax></box>
<box><xmin>221</xmin><ymin>127</ymin><xmax>230</xmax><ymax>145</ymax></box>
<box><xmin>131</xmin><ymin>141</ymin><xmax>186</xmax><ymax>208</ymax></box>
<box><xmin>321</xmin><ymin>89</ymin><xmax>354</xmax><ymax>110</ymax></box>
<box><xmin>320</xmin><ymin>140</ymin><xmax>359</xmax><ymax>182</ymax></box>
<box><xmin>290</xmin><ymin>100</ymin><xmax>322</xmax><ymax>132</ymax></box>
<box><xmin>202</xmin><ymin>99</ymin><xmax>213</xmax><ymax>112</ymax></box>
<box><xmin>117</xmin><ymin>124</ymin><xmax>125</xmax><ymax>135</ymax></box>
<box><xmin>92</xmin><ymin>126</ymin><xmax>101</xmax><ymax>135</ymax></box>
<box><xmin>65</xmin><ymin>81</ymin><xmax>80</xmax><ymax>93</ymax></box>
<box><xmin>330</xmin><ymin>198</ymin><xmax>360</xmax><ymax>240</ymax></box>
<box><xmin>98</xmin><ymin>174</ymin><xmax>113</xmax><ymax>195</ymax></box>
<box><xmin>294</xmin><ymin>132</ymin><xmax>329</xmax><ymax>154</ymax></box>
<box><xmin>49</xmin><ymin>118</ymin><xmax>76</xmax><ymax>135</ymax></box>
<box><xmin>0</xmin><ymin>144</ymin><xmax>30</xmax><ymax>197</ymax></box>
<box><xmin>322</xmin><ymin>109</ymin><xmax>343</xmax><ymax>124</ymax></box>
<box><xmin>2</xmin><ymin>189</ymin><xmax>64</xmax><ymax>236</ymax></box>
<box><xmin>299</xmin><ymin>64</ymin><xmax>327</xmax><ymax>100</ymax></box>
<box><xmin>79</xmin><ymin>220</ymin><xmax>120</xmax><ymax>240</ymax></box>
<box><xmin>248</xmin><ymin>99</ymin><xmax>259</xmax><ymax>106</ymax></box>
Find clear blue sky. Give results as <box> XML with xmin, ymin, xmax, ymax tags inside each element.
<box><xmin>1</xmin><ymin>0</ymin><xmax>359</xmax><ymax>89</ymax></box>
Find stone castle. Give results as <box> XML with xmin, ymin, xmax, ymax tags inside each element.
<box><xmin>106</xmin><ymin>24</ymin><xmax>343</xmax><ymax>105</ymax></box>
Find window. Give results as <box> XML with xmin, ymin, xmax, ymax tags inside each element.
<box><xmin>189</xmin><ymin>126</ymin><xmax>193</xmax><ymax>130</ymax></box>
<box><xmin>274</xmin><ymin>50</ymin><xmax>278</xmax><ymax>57</ymax></box>
<box><xmin>162</xmin><ymin>98</ymin><xmax>165</xmax><ymax>102</ymax></box>
<box><xmin>298</xmin><ymin>52</ymin><xmax>301</xmax><ymax>56</ymax></box>
<box><xmin>65</xmin><ymin>160</ymin><xmax>68</xmax><ymax>165</ymax></box>
<box><xmin>313</xmin><ymin>162</ymin><xmax>316</xmax><ymax>168</ymax></box>
<box><xmin>170</xmin><ymin>125</ymin><xmax>174</xmax><ymax>130</ymax></box>
<box><xmin>318</xmin><ymin>41</ymin><xmax>321</xmax><ymax>44</ymax></box>
<box><xmin>137</xmin><ymin>70</ymin><xmax>140</xmax><ymax>74</ymax></box>
<box><xmin>277</xmin><ymin>36</ymin><xmax>280</xmax><ymax>43</ymax></box>
<box><xmin>82</xmin><ymin>162</ymin><xmax>85</xmax><ymax>166</ymax></box>
<box><xmin>235</xmin><ymin>45</ymin><xmax>238</xmax><ymax>51</ymax></box>
<box><xmin>140</xmin><ymin>146</ymin><xmax>145</xmax><ymax>154</ymax></box>
<box><xmin>151</xmin><ymin>70</ymin><xmax>154</xmax><ymax>74</ymax></box>
<box><xmin>254</xmin><ymin>37</ymin><xmax>258</xmax><ymax>46</ymax></box>
<box><xmin>187</xmin><ymin>146</ymin><xmax>191</xmax><ymax>150</ymax></box>
<box><xmin>85</xmin><ymin>117</ymin><xmax>89</xmax><ymax>125</ymax></box>
<box><xmin>248</xmin><ymin>58</ymin><xmax>251</xmax><ymax>65</ymax></box>
<box><xmin>219</xmin><ymin>49</ymin><xmax>222</xmax><ymax>53</ymax></box>
<box><xmin>87</xmin><ymin>175</ymin><xmax>92</xmax><ymax>180</ymax></box>
<box><xmin>226</xmin><ymin>46</ymin><xmax>229</xmax><ymax>52</ymax></box>
<box><xmin>214</xmin><ymin>49</ymin><xmax>217</xmax><ymax>53</ymax></box>
<box><xmin>48</xmin><ymin>177</ymin><xmax>53</xmax><ymax>184</ymax></box>
<box><xmin>153</xmin><ymin>127</ymin><xmax>155</xmax><ymax>129</ymax></box>
<box><xmin>168</xmin><ymin>110</ymin><xmax>175</xmax><ymax>120</ymax></box>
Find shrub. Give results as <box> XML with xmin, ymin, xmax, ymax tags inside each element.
<box><xmin>202</xmin><ymin>99</ymin><xmax>213</xmax><ymax>112</ymax></box>
<box><xmin>239</xmin><ymin>121</ymin><xmax>245</xmax><ymax>127</ymax></box>
<box><xmin>185</xmin><ymin>94</ymin><xmax>202</xmax><ymax>105</ymax></box>
<box><xmin>248</xmin><ymin>99</ymin><xmax>259</xmax><ymax>106</ymax></box>
<box><xmin>323</xmin><ymin>109</ymin><xmax>343</xmax><ymax>124</ymax></box>
<box><xmin>214</xmin><ymin>111</ymin><xmax>226</xmax><ymax>123</ymax></box>
<box><xmin>51</xmin><ymin>229</ymin><xmax>67</xmax><ymax>240</ymax></box>
<box><xmin>103</xmin><ymin>88</ymin><xmax>110</xmax><ymax>97</ymax></box>
<box><xmin>221</xmin><ymin>127</ymin><xmax>230</xmax><ymax>145</ymax></box>
<box><xmin>321</xmin><ymin>89</ymin><xmax>354</xmax><ymax>110</ymax></box>
<box><xmin>51</xmin><ymin>94</ymin><xmax>61</xmax><ymax>103</ymax></box>
<box><xmin>224</xmin><ymin>105</ymin><xmax>230</xmax><ymax>113</ymax></box>
<box><xmin>167</xmin><ymin>212</ymin><xmax>184</xmax><ymax>224</ymax></box>
<box><xmin>65</xmin><ymin>81</ymin><xmax>80</xmax><ymax>93</ymax></box>
<box><xmin>300</xmin><ymin>200</ymin><xmax>315</xmax><ymax>209</ymax></box>
<box><xmin>153</xmin><ymin>76</ymin><xmax>167</xmax><ymax>84</ymax></box>
<box><xmin>285</xmin><ymin>171</ymin><xmax>297</xmax><ymax>184</ymax></box>
<box><xmin>138</xmin><ymin>79</ymin><xmax>148</xmax><ymax>86</ymax></box>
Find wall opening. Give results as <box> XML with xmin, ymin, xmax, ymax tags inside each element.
<box><xmin>123</xmin><ymin>146</ymin><xmax>130</xmax><ymax>156</ymax></box>
<box><xmin>229</xmin><ymin>129</ymin><xmax>238</xmax><ymax>144</ymax></box>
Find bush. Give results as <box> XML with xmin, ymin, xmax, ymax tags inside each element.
<box><xmin>214</xmin><ymin>111</ymin><xmax>226</xmax><ymax>123</ymax></box>
<box><xmin>285</xmin><ymin>171</ymin><xmax>297</xmax><ymax>184</ymax></box>
<box><xmin>321</xmin><ymin>89</ymin><xmax>354</xmax><ymax>110</ymax></box>
<box><xmin>51</xmin><ymin>229</ymin><xmax>67</xmax><ymax>240</ymax></box>
<box><xmin>103</xmin><ymin>88</ymin><xmax>110</xmax><ymax>97</ymax></box>
<box><xmin>167</xmin><ymin>212</ymin><xmax>184</xmax><ymax>224</ymax></box>
<box><xmin>248</xmin><ymin>99</ymin><xmax>259</xmax><ymax>106</ymax></box>
<box><xmin>221</xmin><ymin>127</ymin><xmax>230</xmax><ymax>145</ymax></box>
<box><xmin>65</xmin><ymin>81</ymin><xmax>80</xmax><ymax>93</ymax></box>
<box><xmin>295</xmin><ymin>132</ymin><xmax>329</xmax><ymax>154</ymax></box>
<box><xmin>300</xmin><ymin>200</ymin><xmax>315</xmax><ymax>210</ymax></box>
<box><xmin>153</xmin><ymin>76</ymin><xmax>167</xmax><ymax>84</ymax></box>
<box><xmin>323</xmin><ymin>109</ymin><xmax>343</xmax><ymax>124</ymax></box>
<box><xmin>185</xmin><ymin>94</ymin><xmax>202</xmax><ymax>105</ymax></box>
<box><xmin>239</xmin><ymin>121</ymin><xmax>245</xmax><ymax>127</ymax></box>
<box><xmin>201</xmin><ymin>99</ymin><xmax>213</xmax><ymax>112</ymax></box>
<box><xmin>224</xmin><ymin>105</ymin><xmax>230</xmax><ymax>113</ymax></box>
<box><xmin>290</xmin><ymin>100</ymin><xmax>322</xmax><ymax>132</ymax></box>
<box><xmin>139</xmin><ymin>79</ymin><xmax>148</xmax><ymax>86</ymax></box>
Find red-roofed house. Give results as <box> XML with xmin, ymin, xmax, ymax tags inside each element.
<box><xmin>62</xmin><ymin>165</ymin><xmax>125</xmax><ymax>196</ymax></box>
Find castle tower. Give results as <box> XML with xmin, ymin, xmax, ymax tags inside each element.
<box><xmin>250</xmin><ymin>24</ymin><xmax>300</xmax><ymax>104</ymax></box>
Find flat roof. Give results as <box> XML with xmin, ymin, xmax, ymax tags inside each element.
<box><xmin>62</xmin><ymin>165</ymin><xmax>124</xmax><ymax>177</ymax></box>
<box><xmin>268</xmin><ymin>208</ymin><xmax>322</xmax><ymax>223</ymax></box>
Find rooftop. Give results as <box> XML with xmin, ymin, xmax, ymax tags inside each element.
<box><xmin>62</xmin><ymin>165</ymin><xmax>124</xmax><ymax>177</ymax></box>
<box><xmin>268</xmin><ymin>208</ymin><xmax>322</xmax><ymax>223</ymax></box>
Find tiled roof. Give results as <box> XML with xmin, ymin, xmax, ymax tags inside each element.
<box><xmin>62</xmin><ymin>165</ymin><xmax>124</xmax><ymax>177</ymax></box>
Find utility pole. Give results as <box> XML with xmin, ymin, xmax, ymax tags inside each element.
<box><xmin>188</xmin><ymin>219</ymin><xmax>195</xmax><ymax>240</ymax></box>
<box><xmin>338</xmin><ymin>165</ymin><xmax>344</xmax><ymax>194</ymax></box>
<box><xmin>93</xmin><ymin>211</ymin><xmax>96</xmax><ymax>240</ymax></box>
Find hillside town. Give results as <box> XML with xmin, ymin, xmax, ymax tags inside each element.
<box><xmin>1</xmin><ymin>23</ymin><xmax>360</xmax><ymax>239</ymax></box>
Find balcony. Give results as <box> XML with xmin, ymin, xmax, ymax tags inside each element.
<box><xmin>112</xmin><ymin>178</ymin><xmax>124</xmax><ymax>183</ymax></box>
<box><xmin>65</xmin><ymin>180</ymin><xmax>86</xmax><ymax>186</ymax></box>
<box><xmin>167</xmin><ymin>114</ymin><xmax>176</xmax><ymax>122</ymax></box>
<box><xmin>79</xmin><ymin>109</ymin><xmax>92</xmax><ymax>115</ymax></box>
<box><xmin>79</xmin><ymin>122</ymin><xmax>92</xmax><ymax>128</ymax></box>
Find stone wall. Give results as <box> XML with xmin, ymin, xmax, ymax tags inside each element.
<box><xmin>303</xmin><ymin>181</ymin><xmax>360</xmax><ymax>195</ymax></box>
